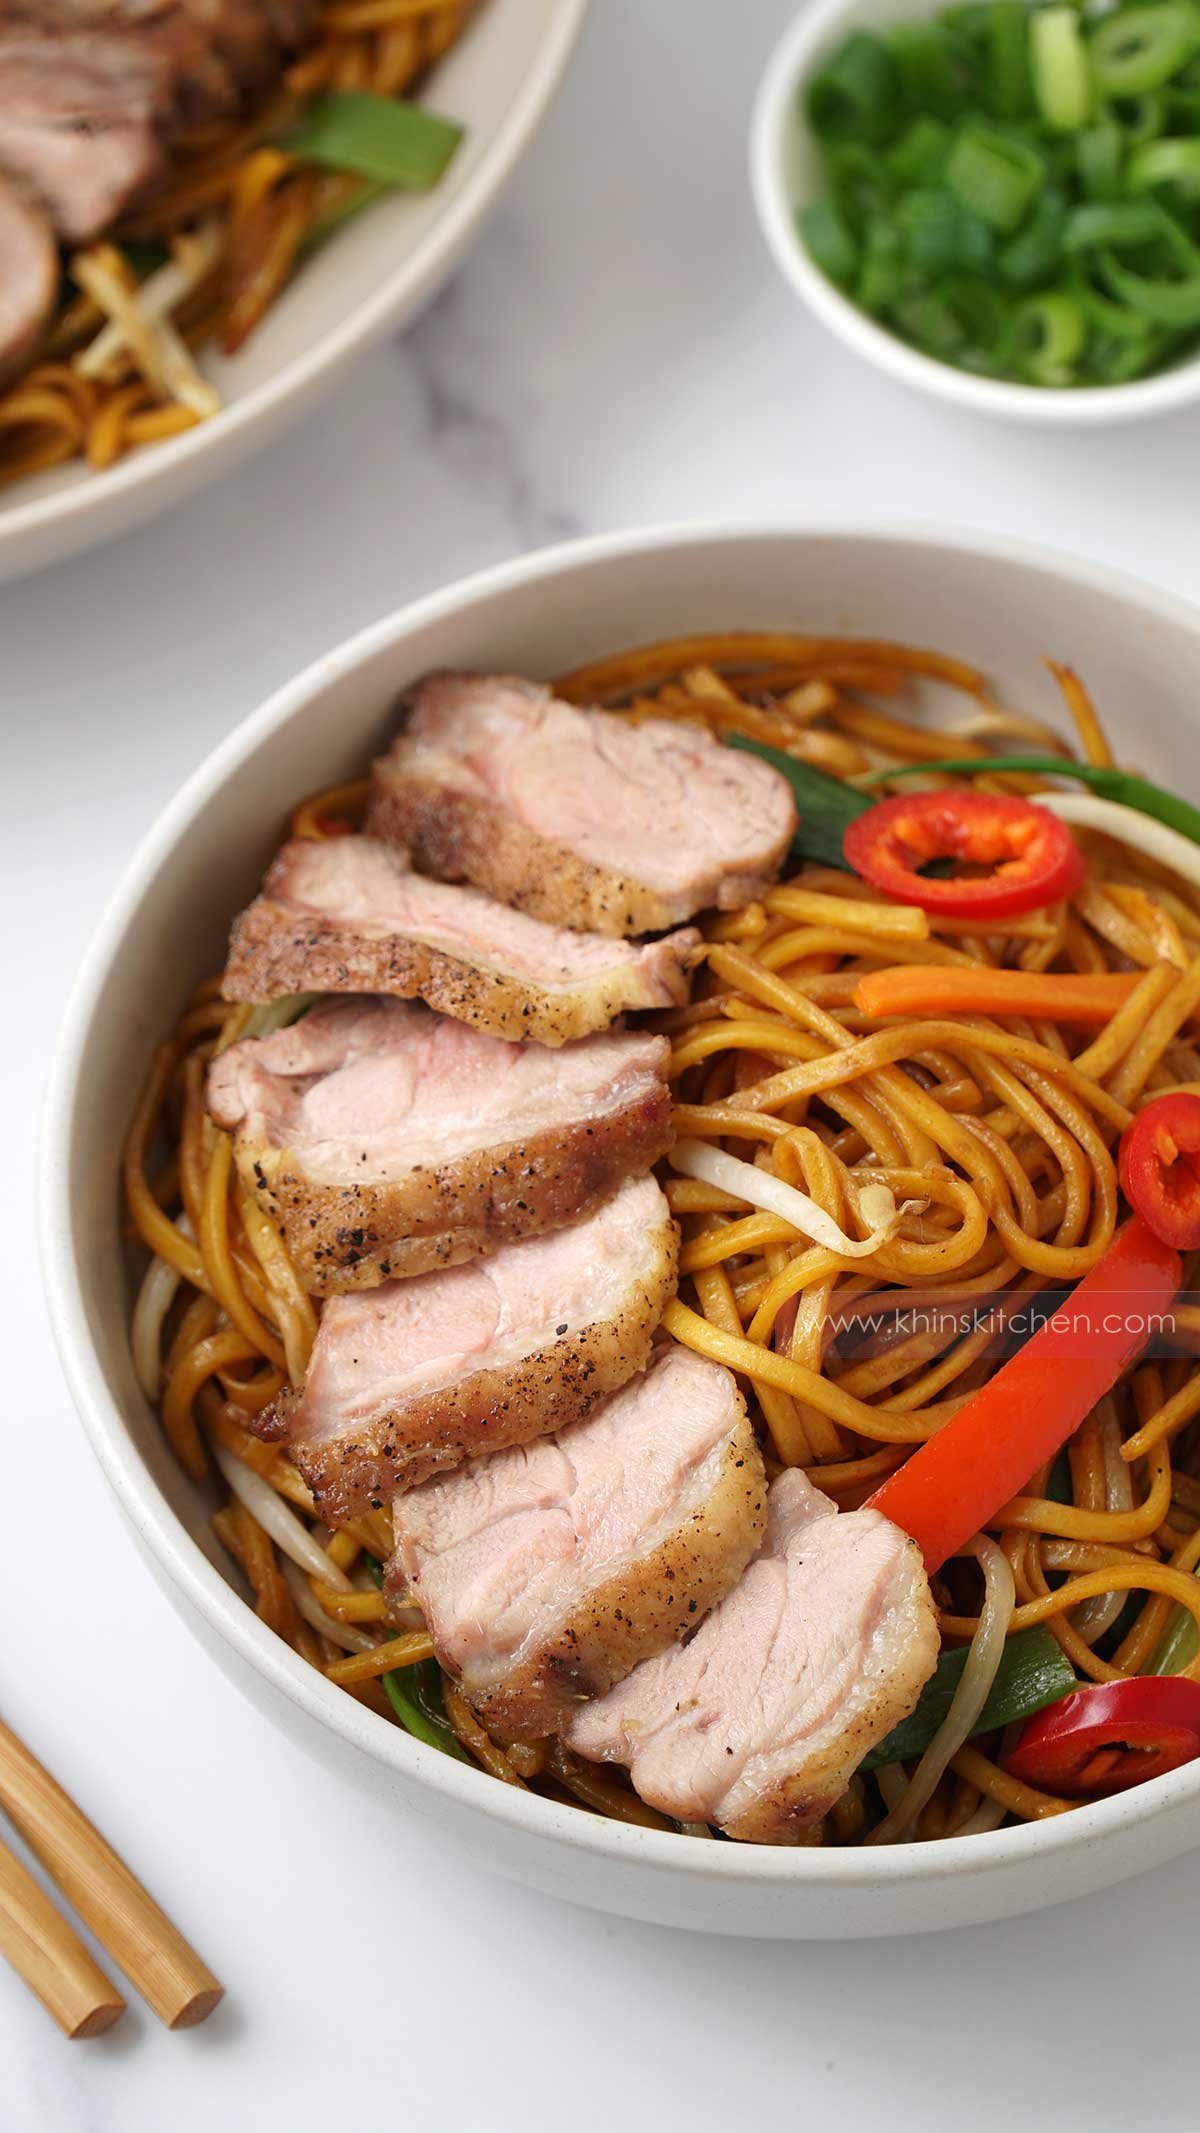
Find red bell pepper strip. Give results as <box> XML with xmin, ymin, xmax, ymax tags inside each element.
<box><xmin>1119</xmin><ymin>1092</ymin><xmax>1200</xmax><ymax>1253</ymax></box>
<box><xmin>867</xmin><ymin>1218</ymin><xmax>1181</xmax><ymax>1572</ymax></box>
<box><xmin>843</xmin><ymin>788</ymin><xmax>1085</xmax><ymax>918</ymax></box>
<box><xmin>1005</xmin><ymin>1677</ymin><xmax>1200</xmax><ymax>1797</ymax></box>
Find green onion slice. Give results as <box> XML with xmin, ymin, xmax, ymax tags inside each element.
<box><xmin>868</xmin><ymin>752</ymin><xmax>1200</xmax><ymax>845</ymax></box>
<box><xmin>1032</xmin><ymin>7</ymin><xmax>1095</xmax><ymax>131</ymax></box>
<box><xmin>281</xmin><ymin>88</ymin><xmax>463</xmax><ymax>187</ymax></box>
<box><xmin>945</xmin><ymin>122</ymin><xmax>1046</xmax><ymax>229</ymax></box>
<box><xmin>862</xmin><ymin>1626</ymin><xmax>1077</xmax><ymax>1771</ymax></box>
<box><xmin>1090</xmin><ymin>3</ymin><xmax>1200</xmax><ymax>99</ymax></box>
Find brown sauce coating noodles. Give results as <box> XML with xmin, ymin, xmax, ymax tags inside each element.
<box><xmin>124</xmin><ymin>635</ymin><xmax>1200</xmax><ymax>1841</ymax></box>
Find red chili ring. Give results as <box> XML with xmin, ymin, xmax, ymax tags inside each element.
<box><xmin>843</xmin><ymin>788</ymin><xmax>1085</xmax><ymax>918</ymax></box>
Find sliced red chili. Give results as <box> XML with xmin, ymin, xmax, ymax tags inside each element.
<box><xmin>1005</xmin><ymin>1677</ymin><xmax>1200</xmax><ymax>1798</ymax></box>
<box><xmin>1119</xmin><ymin>1092</ymin><xmax>1200</xmax><ymax>1252</ymax></box>
<box><xmin>843</xmin><ymin>788</ymin><xmax>1085</xmax><ymax>918</ymax></box>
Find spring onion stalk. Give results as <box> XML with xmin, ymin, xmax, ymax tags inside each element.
<box><xmin>280</xmin><ymin>1560</ymin><xmax>376</xmax><ymax>1654</ymax></box>
<box><xmin>726</xmin><ymin>733</ymin><xmax>872</xmax><ymax>867</ymax></box>
<box><xmin>213</xmin><ymin>1443</ymin><xmax>355</xmax><ymax>1591</ymax></box>
<box><xmin>1150</xmin><ymin>1597</ymin><xmax>1200</xmax><ymax>1673</ymax></box>
<box><xmin>281</xmin><ymin>90</ymin><xmax>463</xmax><ymax>187</ymax></box>
<box><xmin>869</xmin><ymin>752</ymin><xmax>1200</xmax><ymax>846</ymax></box>
<box><xmin>383</xmin><ymin>1663</ymin><xmax>473</xmax><ymax>1761</ymax></box>
<box><xmin>868</xmin><ymin>1537</ymin><xmax>1016</xmax><ymax>1843</ymax></box>
<box><xmin>669</xmin><ymin>1139</ymin><xmax>909</xmax><ymax>1259</ymax></box>
<box><xmin>862</xmin><ymin>1624</ymin><xmax>1077</xmax><ymax>1768</ymax></box>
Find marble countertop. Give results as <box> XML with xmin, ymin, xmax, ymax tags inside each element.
<box><xmin>5</xmin><ymin>0</ymin><xmax>1200</xmax><ymax>2124</ymax></box>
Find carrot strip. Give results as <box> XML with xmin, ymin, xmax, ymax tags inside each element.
<box><xmin>853</xmin><ymin>967</ymin><xmax>1141</xmax><ymax>1024</ymax></box>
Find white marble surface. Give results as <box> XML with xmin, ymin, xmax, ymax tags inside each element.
<box><xmin>5</xmin><ymin>0</ymin><xmax>1200</xmax><ymax>2123</ymax></box>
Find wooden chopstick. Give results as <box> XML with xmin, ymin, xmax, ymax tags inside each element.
<box><xmin>0</xmin><ymin>1835</ymin><xmax>125</xmax><ymax>2038</ymax></box>
<box><xmin>0</xmin><ymin>1718</ymin><xmax>223</xmax><ymax>2029</ymax></box>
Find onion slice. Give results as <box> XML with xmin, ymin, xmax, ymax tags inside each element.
<box><xmin>280</xmin><ymin>1562</ymin><xmax>376</xmax><ymax>1655</ymax></box>
<box><xmin>669</xmin><ymin>1139</ymin><xmax>910</xmax><ymax>1259</ymax></box>
<box><xmin>214</xmin><ymin>1443</ymin><xmax>354</xmax><ymax>1591</ymax></box>
<box><xmin>1037</xmin><ymin>791</ymin><xmax>1200</xmax><ymax>893</ymax></box>
<box><xmin>868</xmin><ymin>1535</ymin><xmax>1015</xmax><ymax>1845</ymax></box>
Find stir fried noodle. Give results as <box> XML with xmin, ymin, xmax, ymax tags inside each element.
<box><xmin>125</xmin><ymin>633</ymin><xmax>1200</xmax><ymax>1841</ymax></box>
<box><xmin>0</xmin><ymin>0</ymin><xmax>474</xmax><ymax>487</ymax></box>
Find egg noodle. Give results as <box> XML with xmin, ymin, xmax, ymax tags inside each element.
<box><xmin>0</xmin><ymin>0</ymin><xmax>474</xmax><ymax>489</ymax></box>
<box><xmin>123</xmin><ymin>632</ymin><xmax>1200</xmax><ymax>1843</ymax></box>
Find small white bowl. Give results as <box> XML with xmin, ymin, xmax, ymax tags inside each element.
<box><xmin>751</xmin><ymin>0</ymin><xmax>1200</xmax><ymax>426</ymax></box>
<box><xmin>0</xmin><ymin>0</ymin><xmax>587</xmax><ymax>586</ymax></box>
<box><xmin>40</xmin><ymin>521</ymin><xmax>1200</xmax><ymax>1938</ymax></box>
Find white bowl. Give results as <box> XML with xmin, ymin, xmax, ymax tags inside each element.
<box><xmin>41</xmin><ymin>520</ymin><xmax>1200</xmax><ymax>1938</ymax></box>
<box><xmin>751</xmin><ymin>0</ymin><xmax>1200</xmax><ymax>427</ymax></box>
<box><xmin>0</xmin><ymin>0</ymin><xmax>586</xmax><ymax>586</ymax></box>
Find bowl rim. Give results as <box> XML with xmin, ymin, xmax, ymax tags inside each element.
<box><xmin>41</xmin><ymin>515</ymin><xmax>1200</xmax><ymax>1890</ymax></box>
<box><xmin>0</xmin><ymin>0</ymin><xmax>588</xmax><ymax>572</ymax></box>
<box><xmin>749</xmin><ymin>0</ymin><xmax>1200</xmax><ymax>428</ymax></box>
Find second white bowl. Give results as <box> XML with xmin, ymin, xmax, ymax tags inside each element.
<box><xmin>750</xmin><ymin>0</ymin><xmax>1200</xmax><ymax>427</ymax></box>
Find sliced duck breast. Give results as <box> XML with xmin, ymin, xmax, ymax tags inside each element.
<box><xmin>222</xmin><ymin>837</ymin><xmax>698</xmax><ymax>1045</ymax></box>
<box><xmin>263</xmin><ymin>1175</ymin><xmax>678</xmax><ymax>1525</ymax></box>
<box><xmin>206</xmin><ymin>997</ymin><xmax>673</xmax><ymax>1292</ymax></box>
<box><xmin>0</xmin><ymin>176</ymin><xmax>58</xmax><ymax>378</ymax></box>
<box><xmin>388</xmin><ymin>1345</ymin><xmax>767</xmax><ymax>1740</ymax></box>
<box><xmin>566</xmin><ymin>1469</ymin><xmax>939</xmax><ymax>1843</ymax></box>
<box><xmin>367</xmin><ymin>672</ymin><xmax>798</xmax><ymax>936</ymax></box>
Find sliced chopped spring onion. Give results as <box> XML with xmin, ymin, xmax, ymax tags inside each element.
<box><xmin>799</xmin><ymin>198</ymin><xmax>860</xmax><ymax>285</ymax></box>
<box><xmin>890</xmin><ymin>20</ymin><xmax>964</xmax><ymax>118</ymax></box>
<box><xmin>282</xmin><ymin>89</ymin><xmax>463</xmax><ymax>188</ymax></box>
<box><xmin>807</xmin><ymin>30</ymin><xmax>900</xmax><ymax>145</ymax></box>
<box><xmin>986</xmin><ymin>2</ymin><xmax>1034</xmax><ymax>119</ymax></box>
<box><xmin>669</xmin><ymin>1139</ymin><xmax>911</xmax><ymax>1259</ymax></box>
<box><xmin>1090</xmin><ymin>3</ymin><xmax>1200</xmax><ymax>99</ymax></box>
<box><xmin>945</xmin><ymin>124</ymin><xmax>1045</xmax><ymax>231</ymax></box>
<box><xmin>1013</xmin><ymin>287</ymin><xmax>1087</xmax><ymax>381</ymax></box>
<box><xmin>1128</xmin><ymin>134</ymin><xmax>1200</xmax><ymax>191</ymax></box>
<box><xmin>1032</xmin><ymin>7</ymin><xmax>1095</xmax><ymax>132</ymax></box>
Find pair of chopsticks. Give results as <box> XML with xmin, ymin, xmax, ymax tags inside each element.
<box><xmin>0</xmin><ymin>1716</ymin><xmax>222</xmax><ymax>2037</ymax></box>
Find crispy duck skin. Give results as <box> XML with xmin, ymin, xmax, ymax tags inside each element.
<box><xmin>221</xmin><ymin>837</ymin><xmax>698</xmax><ymax>1046</ymax></box>
<box><xmin>367</xmin><ymin>671</ymin><xmax>798</xmax><ymax>937</ymax></box>
<box><xmin>260</xmin><ymin>1176</ymin><xmax>678</xmax><ymax>1526</ymax></box>
<box><xmin>206</xmin><ymin>997</ymin><xmax>673</xmax><ymax>1293</ymax></box>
